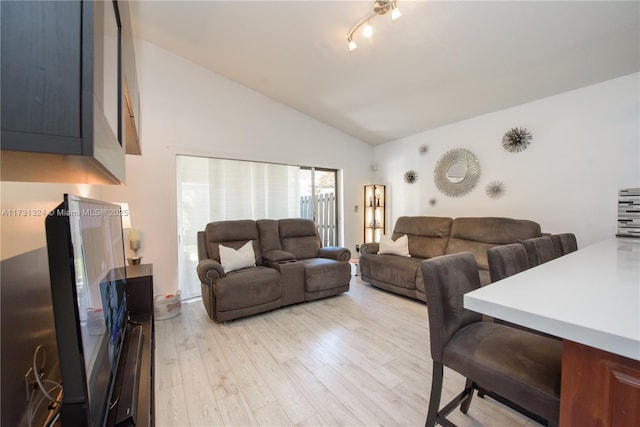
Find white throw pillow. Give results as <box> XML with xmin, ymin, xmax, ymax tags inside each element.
<box><xmin>378</xmin><ymin>234</ymin><xmax>411</xmax><ymax>257</ymax></box>
<box><xmin>219</xmin><ymin>241</ymin><xmax>256</xmax><ymax>273</ymax></box>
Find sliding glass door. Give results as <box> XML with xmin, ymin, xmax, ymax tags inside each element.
<box><xmin>299</xmin><ymin>167</ymin><xmax>338</xmax><ymax>246</ymax></box>
<box><xmin>176</xmin><ymin>155</ymin><xmax>338</xmax><ymax>299</ymax></box>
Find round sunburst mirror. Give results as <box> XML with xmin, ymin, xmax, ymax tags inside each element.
<box><xmin>434</xmin><ymin>148</ymin><xmax>481</xmax><ymax>197</ymax></box>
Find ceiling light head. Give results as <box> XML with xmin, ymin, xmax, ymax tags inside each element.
<box><xmin>348</xmin><ymin>37</ymin><xmax>357</xmax><ymax>51</ymax></box>
<box><xmin>363</xmin><ymin>21</ymin><xmax>373</xmax><ymax>38</ymax></box>
<box><xmin>391</xmin><ymin>4</ymin><xmax>401</xmax><ymax>21</ymax></box>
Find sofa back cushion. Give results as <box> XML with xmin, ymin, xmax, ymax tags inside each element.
<box><xmin>257</xmin><ymin>219</ymin><xmax>283</xmax><ymax>252</ymax></box>
<box><xmin>446</xmin><ymin>217</ymin><xmax>542</xmax><ymax>270</ymax></box>
<box><xmin>279</xmin><ymin>218</ymin><xmax>321</xmax><ymax>260</ymax></box>
<box><xmin>392</xmin><ymin>216</ymin><xmax>453</xmax><ymax>259</ymax></box>
<box><xmin>204</xmin><ymin>220</ymin><xmax>263</xmax><ymax>265</ymax></box>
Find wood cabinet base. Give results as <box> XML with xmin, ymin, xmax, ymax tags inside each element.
<box><xmin>560</xmin><ymin>340</ymin><xmax>640</xmax><ymax>427</ymax></box>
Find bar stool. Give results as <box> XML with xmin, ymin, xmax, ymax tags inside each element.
<box><xmin>550</xmin><ymin>233</ymin><xmax>578</xmax><ymax>258</ymax></box>
<box><xmin>522</xmin><ymin>236</ymin><xmax>558</xmax><ymax>268</ymax></box>
<box><xmin>487</xmin><ymin>242</ymin><xmax>530</xmax><ymax>283</ymax></box>
<box><xmin>421</xmin><ymin>252</ymin><xmax>561</xmax><ymax>427</ymax></box>
<box><xmin>487</xmin><ymin>243</ymin><xmax>560</xmax><ymax>340</ymax></box>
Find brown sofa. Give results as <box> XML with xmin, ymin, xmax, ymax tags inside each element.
<box><xmin>359</xmin><ymin>216</ymin><xmax>542</xmax><ymax>302</ymax></box>
<box><xmin>197</xmin><ymin>218</ymin><xmax>351</xmax><ymax>322</ymax></box>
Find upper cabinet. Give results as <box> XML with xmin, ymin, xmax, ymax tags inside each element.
<box><xmin>119</xmin><ymin>0</ymin><xmax>142</xmax><ymax>156</ymax></box>
<box><xmin>0</xmin><ymin>0</ymin><xmax>140</xmax><ymax>185</ymax></box>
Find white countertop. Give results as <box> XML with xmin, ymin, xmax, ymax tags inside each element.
<box><xmin>464</xmin><ymin>237</ymin><xmax>640</xmax><ymax>361</ymax></box>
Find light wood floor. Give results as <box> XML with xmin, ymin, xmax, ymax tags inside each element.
<box><xmin>155</xmin><ymin>277</ymin><xmax>543</xmax><ymax>427</ymax></box>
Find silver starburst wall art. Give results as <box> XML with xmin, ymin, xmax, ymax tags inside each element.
<box><xmin>502</xmin><ymin>127</ymin><xmax>532</xmax><ymax>153</ymax></box>
<box><xmin>486</xmin><ymin>180</ymin><xmax>506</xmax><ymax>199</ymax></box>
<box><xmin>404</xmin><ymin>170</ymin><xmax>418</xmax><ymax>184</ymax></box>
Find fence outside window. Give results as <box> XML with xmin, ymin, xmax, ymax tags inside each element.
<box><xmin>300</xmin><ymin>192</ymin><xmax>336</xmax><ymax>247</ymax></box>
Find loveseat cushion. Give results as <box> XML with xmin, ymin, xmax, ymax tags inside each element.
<box><xmin>257</xmin><ymin>219</ymin><xmax>297</xmax><ymax>262</ymax></box>
<box><xmin>392</xmin><ymin>216</ymin><xmax>453</xmax><ymax>259</ymax></box>
<box><xmin>204</xmin><ymin>220</ymin><xmax>263</xmax><ymax>265</ymax></box>
<box><xmin>360</xmin><ymin>254</ymin><xmax>424</xmax><ymax>290</ymax></box>
<box><xmin>446</xmin><ymin>217</ymin><xmax>541</xmax><ymax>270</ymax></box>
<box><xmin>257</xmin><ymin>219</ymin><xmax>283</xmax><ymax>252</ymax></box>
<box><xmin>215</xmin><ymin>266</ymin><xmax>280</xmax><ymax>311</ymax></box>
<box><xmin>279</xmin><ymin>218</ymin><xmax>321</xmax><ymax>259</ymax></box>
<box><xmin>298</xmin><ymin>258</ymin><xmax>351</xmax><ymax>293</ymax></box>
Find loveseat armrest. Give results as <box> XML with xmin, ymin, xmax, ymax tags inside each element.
<box><xmin>197</xmin><ymin>259</ymin><xmax>226</xmax><ymax>284</ymax></box>
<box><xmin>318</xmin><ymin>246</ymin><xmax>351</xmax><ymax>261</ymax></box>
<box><xmin>262</xmin><ymin>249</ymin><xmax>296</xmax><ymax>263</ymax></box>
<box><xmin>360</xmin><ymin>242</ymin><xmax>379</xmax><ymax>255</ymax></box>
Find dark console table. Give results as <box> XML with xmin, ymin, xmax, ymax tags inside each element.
<box><xmin>106</xmin><ymin>264</ymin><xmax>155</xmax><ymax>426</ymax></box>
<box><xmin>126</xmin><ymin>264</ymin><xmax>154</xmax><ymax>318</ymax></box>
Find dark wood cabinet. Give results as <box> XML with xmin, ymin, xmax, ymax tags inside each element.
<box><xmin>121</xmin><ymin>264</ymin><xmax>155</xmax><ymax>427</ymax></box>
<box><xmin>560</xmin><ymin>340</ymin><xmax>640</xmax><ymax>427</ymax></box>
<box><xmin>126</xmin><ymin>264</ymin><xmax>154</xmax><ymax>317</ymax></box>
<box><xmin>0</xmin><ymin>0</ymin><xmax>130</xmax><ymax>184</ymax></box>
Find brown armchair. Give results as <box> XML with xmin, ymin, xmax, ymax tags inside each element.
<box><xmin>421</xmin><ymin>252</ymin><xmax>562</xmax><ymax>427</ymax></box>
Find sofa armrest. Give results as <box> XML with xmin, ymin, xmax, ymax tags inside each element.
<box><xmin>262</xmin><ymin>249</ymin><xmax>296</xmax><ymax>263</ymax></box>
<box><xmin>360</xmin><ymin>242</ymin><xmax>379</xmax><ymax>255</ymax></box>
<box><xmin>197</xmin><ymin>259</ymin><xmax>225</xmax><ymax>284</ymax></box>
<box><xmin>318</xmin><ymin>246</ymin><xmax>351</xmax><ymax>261</ymax></box>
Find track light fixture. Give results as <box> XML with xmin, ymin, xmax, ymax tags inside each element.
<box><xmin>347</xmin><ymin>0</ymin><xmax>401</xmax><ymax>51</ymax></box>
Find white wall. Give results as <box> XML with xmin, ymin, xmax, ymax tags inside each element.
<box><xmin>0</xmin><ymin>182</ymin><xmax>101</xmax><ymax>260</ymax></box>
<box><xmin>373</xmin><ymin>73</ymin><xmax>640</xmax><ymax>248</ymax></box>
<box><xmin>101</xmin><ymin>40</ymin><xmax>373</xmax><ymax>296</ymax></box>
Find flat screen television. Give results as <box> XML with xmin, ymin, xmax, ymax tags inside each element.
<box><xmin>45</xmin><ymin>195</ymin><xmax>128</xmax><ymax>426</ymax></box>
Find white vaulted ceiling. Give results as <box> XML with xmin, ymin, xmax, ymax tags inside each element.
<box><xmin>130</xmin><ymin>1</ymin><xmax>640</xmax><ymax>145</ymax></box>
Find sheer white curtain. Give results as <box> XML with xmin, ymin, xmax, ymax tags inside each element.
<box><xmin>177</xmin><ymin>155</ymin><xmax>300</xmax><ymax>299</ymax></box>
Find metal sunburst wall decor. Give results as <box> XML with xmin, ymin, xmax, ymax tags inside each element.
<box><xmin>486</xmin><ymin>180</ymin><xmax>506</xmax><ymax>199</ymax></box>
<box><xmin>502</xmin><ymin>127</ymin><xmax>532</xmax><ymax>153</ymax></box>
<box><xmin>404</xmin><ymin>170</ymin><xmax>418</xmax><ymax>184</ymax></box>
<box><xmin>433</xmin><ymin>148</ymin><xmax>481</xmax><ymax>197</ymax></box>
<box><xmin>419</xmin><ymin>144</ymin><xmax>429</xmax><ymax>155</ymax></box>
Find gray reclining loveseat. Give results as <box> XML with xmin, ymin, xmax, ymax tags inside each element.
<box><xmin>197</xmin><ymin>218</ymin><xmax>351</xmax><ymax>322</ymax></box>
